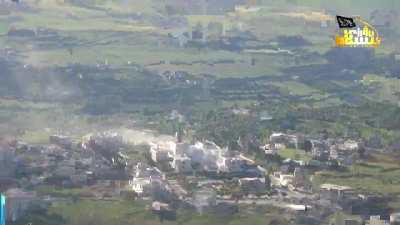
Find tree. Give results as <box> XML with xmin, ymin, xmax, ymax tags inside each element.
<box><xmin>304</xmin><ymin>140</ymin><xmax>313</xmax><ymax>152</ymax></box>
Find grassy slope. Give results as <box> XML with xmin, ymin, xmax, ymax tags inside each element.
<box><xmin>46</xmin><ymin>199</ymin><xmax>291</xmax><ymax>225</ymax></box>
<box><xmin>314</xmin><ymin>153</ymin><xmax>400</xmax><ymax>209</ymax></box>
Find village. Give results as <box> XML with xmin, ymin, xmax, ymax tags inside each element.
<box><xmin>1</xmin><ymin>128</ymin><xmax>399</xmax><ymax>225</ymax></box>
<box><xmin>0</xmin><ymin>0</ymin><xmax>400</xmax><ymax>224</ymax></box>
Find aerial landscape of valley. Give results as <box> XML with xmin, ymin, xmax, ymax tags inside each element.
<box><xmin>1</xmin><ymin>0</ymin><xmax>400</xmax><ymax>224</ymax></box>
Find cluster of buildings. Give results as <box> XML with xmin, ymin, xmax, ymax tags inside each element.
<box><xmin>0</xmin><ymin>132</ymin><xmax>136</xmax><ymax>222</ymax></box>
<box><xmin>149</xmin><ymin>140</ymin><xmax>265</xmax><ymax>177</ymax></box>
<box><xmin>263</xmin><ymin>132</ymin><xmax>362</xmax><ymax>167</ymax></box>
<box><xmin>125</xmin><ymin>139</ymin><xmax>269</xmax><ymax>211</ymax></box>
<box><xmin>0</xmin><ymin>128</ymin><xmax>399</xmax><ymax>224</ymax></box>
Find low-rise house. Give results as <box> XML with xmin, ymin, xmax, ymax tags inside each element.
<box><xmin>261</xmin><ymin>144</ymin><xmax>277</xmax><ymax>155</ymax></box>
<box><xmin>152</xmin><ymin>201</ymin><xmax>171</xmax><ymax>212</ymax></box>
<box><xmin>150</xmin><ymin>141</ymin><xmax>176</xmax><ymax>163</ymax></box>
<box><xmin>134</xmin><ymin>163</ymin><xmax>165</xmax><ymax>180</ymax></box>
<box><xmin>320</xmin><ymin>184</ymin><xmax>353</xmax><ymax>201</ymax></box>
<box><xmin>340</xmin><ymin>140</ymin><xmax>359</xmax><ymax>151</ymax></box>
<box><xmin>365</xmin><ymin>215</ymin><xmax>390</xmax><ymax>225</ymax></box>
<box><xmin>270</xmin><ymin>172</ymin><xmax>294</xmax><ymax>187</ymax></box>
<box><xmin>129</xmin><ymin>163</ymin><xmax>167</xmax><ymax>196</ymax></box>
<box><xmin>270</xmin><ymin>133</ymin><xmax>299</xmax><ymax>149</ymax></box>
<box><xmin>310</xmin><ymin>140</ymin><xmax>329</xmax><ymax>161</ymax></box>
<box><xmin>130</xmin><ymin>178</ymin><xmax>152</xmax><ymax>195</ymax></box>
<box><xmin>217</xmin><ymin>156</ymin><xmax>246</xmax><ymax>173</ymax></box>
<box><xmin>237</xmin><ymin>164</ymin><xmax>265</xmax><ymax>178</ymax></box>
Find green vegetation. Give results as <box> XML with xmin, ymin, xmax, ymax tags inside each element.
<box><xmin>1</xmin><ymin>0</ymin><xmax>400</xmax><ymax>222</ymax></box>
<box><xmin>0</xmin><ymin>20</ymin><xmax>8</xmax><ymax>34</ymax></box>
<box><xmin>14</xmin><ymin>199</ymin><xmax>292</xmax><ymax>225</ymax></box>
<box><xmin>278</xmin><ymin>148</ymin><xmax>312</xmax><ymax>162</ymax></box>
<box><xmin>314</xmin><ymin>153</ymin><xmax>400</xmax><ymax>209</ymax></box>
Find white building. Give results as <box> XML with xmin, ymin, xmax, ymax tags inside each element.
<box><xmin>270</xmin><ymin>172</ymin><xmax>294</xmax><ymax>187</ymax></box>
<box><xmin>339</xmin><ymin>140</ymin><xmax>359</xmax><ymax>151</ymax></box>
<box><xmin>153</xmin><ymin>140</ymin><xmax>254</xmax><ymax>174</ymax></box>
<box><xmin>260</xmin><ymin>144</ymin><xmax>278</xmax><ymax>155</ymax></box>
<box><xmin>366</xmin><ymin>215</ymin><xmax>389</xmax><ymax>225</ymax></box>
<box><xmin>129</xmin><ymin>178</ymin><xmax>152</xmax><ymax>195</ymax></box>
<box><xmin>269</xmin><ymin>133</ymin><xmax>299</xmax><ymax>149</ymax></box>
<box><xmin>130</xmin><ymin>163</ymin><xmax>166</xmax><ymax>195</ymax></box>
<box><xmin>150</xmin><ymin>141</ymin><xmax>176</xmax><ymax>163</ymax></box>
<box><xmin>285</xmin><ymin>204</ymin><xmax>310</xmax><ymax>212</ymax></box>
<box><xmin>390</xmin><ymin>212</ymin><xmax>400</xmax><ymax>224</ymax></box>
<box><xmin>217</xmin><ymin>156</ymin><xmax>246</xmax><ymax>173</ymax></box>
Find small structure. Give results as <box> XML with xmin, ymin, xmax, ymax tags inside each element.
<box><xmin>320</xmin><ymin>184</ymin><xmax>353</xmax><ymax>201</ymax></box>
<box><xmin>310</xmin><ymin>140</ymin><xmax>329</xmax><ymax>161</ymax></box>
<box><xmin>129</xmin><ymin>163</ymin><xmax>166</xmax><ymax>196</ymax></box>
<box><xmin>338</xmin><ymin>140</ymin><xmax>359</xmax><ymax>152</ymax></box>
<box><xmin>270</xmin><ymin>133</ymin><xmax>299</xmax><ymax>149</ymax></box>
<box><xmin>270</xmin><ymin>172</ymin><xmax>294</xmax><ymax>188</ymax></box>
<box><xmin>217</xmin><ymin>156</ymin><xmax>246</xmax><ymax>173</ymax></box>
<box><xmin>152</xmin><ymin>201</ymin><xmax>170</xmax><ymax>212</ymax></box>
<box><xmin>365</xmin><ymin>215</ymin><xmax>390</xmax><ymax>225</ymax></box>
<box><xmin>130</xmin><ymin>178</ymin><xmax>151</xmax><ymax>195</ymax></box>
<box><xmin>261</xmin><ymin>144</ymin><xmax>277</xmax><ymax>156</ymax></box>
<box><xmin>285</xmin><ymin>204</ymin><xmax>310</xmax><ymax>212</ymax></box>
<box><xmin>150</xmin><ymin>141</ymin><xmax>176</xmax><ymax>163</ymax></box>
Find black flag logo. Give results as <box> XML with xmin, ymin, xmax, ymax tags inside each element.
<box><xmin>336</xmin><ymin>15</ymin><xmax>356</xmax><ymax>28</ymax></box>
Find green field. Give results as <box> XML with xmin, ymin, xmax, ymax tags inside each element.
<box><xmin>278</xmin><ymin>148</ymin><xmax>313</xmax><ymax>162</ymax></box>
<box><xmin>17</xmin><ymin>199</ymin><xmax>292</xmax><ymax>225</ymax></box>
